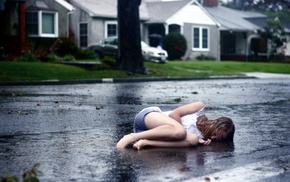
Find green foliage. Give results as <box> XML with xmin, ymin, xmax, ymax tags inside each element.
<box><xmin>55</xmin><ymin>38</ymin><xmax>78</xmax><ymax>57</ymax></box>
<box><xmin>196</xmin><ymin>54</ymin><xmax>216</xmax><ymax>61</ymax></box>
<box><xmin>269</xmin><ymin>53</ymin><xmax>286</xmax><ymax>61</ymax></box>
<box><xmin>163</xmin><ymin>32</ymin><xmax>187</xmax><ymax>60</ymax></box>
<box><xmin>265</xmin><ymin>18</ymin><xmax>287</xmax><ymax>55</ymax></box>
<box><xmin>263</xmin><ymin>8</ymin><xmax>290</xmax><ymax>19</ymax></box>
<box><xmin>1</xmin><ymin>163</ymin><xmax>42</xmax><ymax>182</ymax></box>
<box><xmin>74</xmin><ymin>49</ymin><xmax>96</xmax><ymax>59</ymax></box>
<box><xmin>101</xmin><ymin>56</ymin><xmax>116</xmax><ymax>68</ymax></box>
<box><xmin>62</xmin><ymin>55</ymin><xmax>76</xmax><ymax>62</ymax></box>
<box><xmin>46</xmin><ymin>54</ymin><xmax>61</xmax><ymax>62</ymax></box>
<box><xmin>13</xmin><ymin>53</ymin><xmax>39</xmax><ymax>62</ymax></box>
<box><xmin>0</xmin><ymin>47</ymin><xmax>6</xmax><ymax>60</ymax></box>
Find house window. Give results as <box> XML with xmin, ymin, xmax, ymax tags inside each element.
<box><xmin>26</xmin><ymin>12</ymin><xmax>38</xmax><ymax>35</ymax></box>
<box><xmin>105</xmin><ymin>21</ymin><xmax>118</xmax><ymax>37</ymax></box>
<box><xmin>42</xmin><ymin>13</ymin><xmax>54</xmax><ymax>34</ymax></box>
<box><xmin>79</xmin><ymin>23</ymin><xmax>88</xmax><ymax>47</ymax></box>
<box><xmin>26</xmin><ymin>11</ymin><xmax>58</xmax><ymax>37</ymax></box>
<box><xmin>192</xmin><ymin>26</ymin><xmax>209</xmax><ymax>51</ymax></box>
<box><xmin>169</xmin><ymin>24</ymin><xmax>181</xmax><ymax>33</ymax></box>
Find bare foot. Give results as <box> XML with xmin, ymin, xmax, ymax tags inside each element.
<box><xmin>116</xmin><ymin>134</ymin><xmax>135</xmax><ymax>148</ymax></box>
<box><xmin>133</xmin><ymin>139</ymin><xmax>147</xmax><ymax>150</ymax></box>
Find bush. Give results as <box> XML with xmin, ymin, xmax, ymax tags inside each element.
<box><xmin>0</xmin><ymin>47</ymin><xmax>5</xmax><ymax>60</ymax></box>
<box><xmin>62</xmin><ymin>54</ymin><xmax>76</xmax><ymax>62</ymax></box>
<box><xmin>55</xmin><ymin>38</ymin><xmax>78</xmax><ymax>57</ymax></box>
<box><xmin>196</xmin><ymin>54</ymin><xmax>216</xmax><ymax>61</ymax></box>
<box><xmin>0</xmin><ymin>163</ymin><xmax>42</xmax><ymax>182</ymax></box>
<box><xmin>163</xmin><ymin>32</ymin><xmax>187</xmax><ymax>60</ymax></box>
<box><xmin>101</xmin><ymin>56</ymin><xmax>116</xmax><ymax>68</ymax></box>
<box><xmin>13</xmin><ymin>53</ymin><xmax>39</xmax><ymax>62</ymax></box>
<box><xmin>47</xmin><ymin>53</ymin><xmax>62</xmax><ymax>62</ymax></box>
<box><xmin>74</xmin><ymin>49</ymin><xmax>96</xmax><ymax>59</ymax></box>
<box><xmin>269</xmin><ymin>53</ymin><xmax>285</xmax><ymax>61</ymax></box>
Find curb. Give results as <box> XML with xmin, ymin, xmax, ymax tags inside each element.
<box><xmin>0</xmin><ymin>76</ymin><xmax>257</xmax><ymax>86</ymax></box>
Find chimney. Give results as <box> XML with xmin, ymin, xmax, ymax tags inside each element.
<box><xmin>203</xmin><ymin>0</ymin><xmax>219</xmax><ymax>7</ymax></box>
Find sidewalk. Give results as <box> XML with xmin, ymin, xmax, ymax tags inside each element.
<box><xmin>244</xmin><ymin>72</ymin><xmax>290</xmax><ymax>78</ymax></box>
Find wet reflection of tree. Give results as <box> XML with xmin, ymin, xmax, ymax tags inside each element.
<box><xmin>103</xmin><ymin>83</ymin><xmax>145</xmax><ymax>181</ymax></box>
<box><xmin>102</xmin><ymin>150</ymin><xmax>138</xmax><ymax>181</ymax></box>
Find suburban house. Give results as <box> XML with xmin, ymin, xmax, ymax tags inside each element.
<box><xmin>69</xmin><ymin>0</ymin><xmax>221</xmax><ymax>60</ymax></box>
<box><xmin>203</xmin><ymin>1</ymin><xmax>276</xmax><ymax>61</ymax></box>
<box><xmin>70</xmin><ymin>0</ymin><xmax>281</xmax><ymax>61</ymax></box>
<box><xmin>0</xmin><ymin>0</ymin><xmax>74</xmax><ymax>54</ymax></box>
<box><xmin>1</xmin><ymin>0</ymin><xmax>289</xmax><ymax>61</ymax></box>
<box><xmin>68</xmin><ymin>0</ymin><xmax>149</xmax><ymax>48</ymax></box>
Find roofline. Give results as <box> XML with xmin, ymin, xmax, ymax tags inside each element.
<box><xmin>54</xmin><ymin>0</ymin><xmax>75</xmax><ymax>12</ymax></box>
<box><xmin>164</xmin><ymin>0</ymin><xmax>196</xmax><ymax>23</ymax></box>
<box><xmin>193</xmin><ymin>0</ymin><xmax>221</xmax><ymax>27</ymax></box>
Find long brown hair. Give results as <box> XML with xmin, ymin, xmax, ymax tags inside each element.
<box><xmin>197</xmin><ymin>115</ymin><xmax>235</xmax><ymax>141</ymax></box>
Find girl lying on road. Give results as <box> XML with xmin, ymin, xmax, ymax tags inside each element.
<box><xmin>116</xmin><ymin>101</ymin><xmax>235</xmax><ymax>150</ymax></box>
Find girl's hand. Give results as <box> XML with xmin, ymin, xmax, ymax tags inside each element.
<box><xmin>199</xmin><ymin>138</ymin><xmax>211</xmax><ymax>146</ymax></box>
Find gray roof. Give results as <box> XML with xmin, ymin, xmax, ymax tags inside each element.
<box><xmin>246</xmin><ymin>17</ymin><xmax>290</xmax><ymax>33</ymax></box>
<box><xmin>204</xmin><ymin>5</ymin><xmax>267</xmax><ymax>31</ymax></box>
<box><xmin>71</xmin><ymin>0</ymin><xmax>149</xmax><ymax>20</ymax></box>
<box><xmin>146</xmin><ymin>0</ymin><xmax>193</xmax><ymax>23</ymax></box>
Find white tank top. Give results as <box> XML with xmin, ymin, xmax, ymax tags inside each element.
<box><xmin>162</xmin><ymin>107</ymin><xmax>205</xmax><ymax>139</ymax></box>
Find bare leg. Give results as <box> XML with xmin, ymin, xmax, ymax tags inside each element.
<box><xmin>116</xmin><ymin>112</ymin><xmax>186</xmax><ymax>148</ymax></box>
<box><xmin>133</xmin><ymin>132</ymin><xmax>199</xmax><ymax>150</ymax></box>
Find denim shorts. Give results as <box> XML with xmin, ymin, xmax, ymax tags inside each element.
<box><xmin>134</xmin><ymin>107</ymin><xmax>162</xmax><ymax>133</ymax></box>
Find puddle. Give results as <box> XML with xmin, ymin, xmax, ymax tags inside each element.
<box><xmin>1</xmin><ymin>79</ymin><xmax>290</xmax><ymax>181</ymax></box>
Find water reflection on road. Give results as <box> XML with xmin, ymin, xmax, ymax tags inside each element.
<box><xmin>0</xmin><ymin>78</ymin><xmax>290</xmax><ymax>181</ymax></box>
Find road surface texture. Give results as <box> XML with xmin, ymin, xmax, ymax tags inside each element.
<box><xmin>0</xmin><ymin>73</ymin><xmax>290</xmax><ymax>181</ymax></box>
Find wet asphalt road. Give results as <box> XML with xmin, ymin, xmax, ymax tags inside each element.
<box><xmin>0</xmin><ymin>75</ymin><xmax>290</xmax><ymax>181</ymax></box>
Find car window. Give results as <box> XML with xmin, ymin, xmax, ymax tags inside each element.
<box><xmin>103</xmin><ymin>38</ymin><xmax>117</xmax><ymax>45</ymax></box>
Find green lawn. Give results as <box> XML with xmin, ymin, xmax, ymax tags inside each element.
<box><xmin>1</xmin><ymin>60</ymin><xmax>290</xmax><ymax>82</ymax></box>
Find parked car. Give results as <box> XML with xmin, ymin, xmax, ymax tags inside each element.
<box><xmin>88</xmin><ymin>37</ymin><xmax>168</xmax><ymax>63</ymax></box>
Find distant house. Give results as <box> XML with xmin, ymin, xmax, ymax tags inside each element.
<box><xmin>203</xmin><ymin>0</ymin><xmax>290</xmax><ymax>60</ymax></box>
<box><xmin>0</xmin><ymin>0</ymin><xmax>74</xmax><ymax>54</ymax></box>
<box><xmin>68</xmin><ymin>0</ymin><xmax>149</xmax><ymax>48</ymax></box>
<box><xmin>69</xmin><ymin>0</ymin><xmax>221</xmax><ymax>60</ymax></box>
<box><xmin>144</xmin><ymin>0</ymin><xmax>220</xmax><ymax>60</ymax></box>
<box><xmin>2</xmin><ymin>0</ymin><xmax>289</xmax><ymax>61</ymax></box>
<box><xmin>202</xmin><ymin>1</ymin><xmax>268</xmax><ymax>61</ymax></box>
<box><xmin>246</xmin><ymin>17</ymin><xmax>290</xmax><ymax>58</ymax></box>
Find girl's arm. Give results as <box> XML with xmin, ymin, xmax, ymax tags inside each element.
<box><xmin>133</xmin><ymin>132</ymin><xmax>211</xmax><ymax>150</ymax></box>
<box><xmin>169</xmin><ymin>102</ymin><xmax>205</xmax><ymax>124</ymax></box>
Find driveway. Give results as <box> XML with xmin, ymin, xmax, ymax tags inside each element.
<box><xmin>0</xmin><ymin>75</ymin><xmax>290</xmax><ymax>181</ymax></box>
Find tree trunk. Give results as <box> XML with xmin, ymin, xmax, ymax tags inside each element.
<box><xmin>116</xmin><ymin>0</ymin><xmax>147</xmax><ymax>75</ymax></box>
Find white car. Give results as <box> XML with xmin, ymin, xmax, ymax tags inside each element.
<box><xmin>141</xmin><ymin>41</ymin><xmax>168</xmax><ymax>63</ymax></box>
<box><xmin>88</xmin><ymin>37</ymin><xmax>168</xmax><ymax>63</ymax></box>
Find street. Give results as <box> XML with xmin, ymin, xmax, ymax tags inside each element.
<box><xmin>0</xmin><ymin>75</ymin><xmax>290</xmax><ymax>181</ymax></box>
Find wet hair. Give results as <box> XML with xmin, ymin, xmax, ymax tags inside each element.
<box><xmin>197</xmin><ymin>116</ymin><xmax>235</xmax><ymax>142</ymax></box>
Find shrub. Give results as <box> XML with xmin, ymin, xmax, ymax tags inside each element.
<box><xmin>13</xmin><ymin>53</ymin><xmax>39</xmax><ymax>62</ymax></box>
<box><xmin>0</xmin><ymin>163</ymin><xmax>42</xmax><ymax>182</ymax></box>
<box><xmin>0</xmin><ymin>47</ymin><xmax>5</xmax><ymax>60</ymax></box>
<box><xmin>196</xmin><ymin>54</ymin><xmax>216</xmax><ymax>61</ymax></box>
<box><xmin>101</xmin><ymin>56</ymin><xmax>116</xmax><ymax>68</ymax></box>
<box><xmin>162</xmin><ymin>32</ymin><xmax>187</xmax><ymax>60</ymax></box>
<box><xmin>55</xmin><ymin>38</ymin><xmax>78</xmax><ymax>57</ymax></box>
<box><xmin>74</xmin><ymin>49</ymin><xmax>96</xmax><ymax>59</ymax></box>
<box><xmin>62</xmin><ymin>54</ymin><xmax>76</xmax><ymax>62</ymax></box>
<box><xmin>47</xmin><ymin>53</ymin><xmax>62</xmax><ymax>62</ymax></box>
<box><xmin>269</xmin><ymin>53</ymin><xmax>285</xmax><ymax>61</ymax></box>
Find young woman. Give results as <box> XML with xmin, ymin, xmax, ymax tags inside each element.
<box><xmin>116</xmin><ymin>102</ymin><xmax>235</xmax><ymax>150</ymax></box>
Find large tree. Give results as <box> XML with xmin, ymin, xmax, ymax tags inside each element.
<box><xmin>226</xmin><ymin>0</ymin><xmax>290</xmax><ymax>12</ymax></box>
<box><xmin>116</xmin><ymin>0</ymin><xmax>147</xmax><ymax>75</ymax></box>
